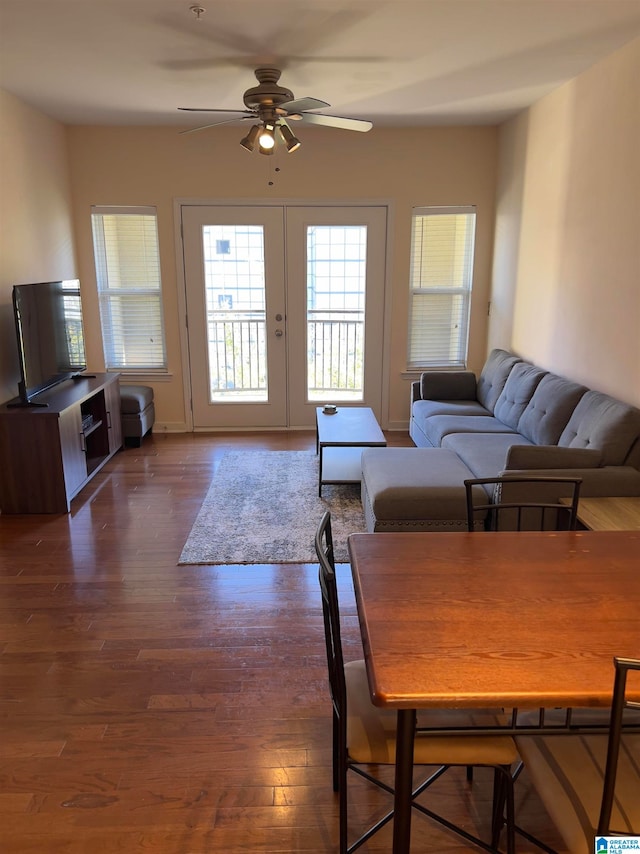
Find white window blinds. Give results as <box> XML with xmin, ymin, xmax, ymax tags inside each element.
<box><xmin>91</xmin><ymin>206</ymin><xmax>167</xmax><ymax>371</ymax></box>
<box><xmin>407</xmin><ymin>206</ymin><xmax>476</xmax><ymax>370</ymax></box>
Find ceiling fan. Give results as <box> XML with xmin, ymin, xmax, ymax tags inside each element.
<box><xmin>178</xmin><ymin>67</ymin><xmax>372</xmax><ymax>154</ymax></box>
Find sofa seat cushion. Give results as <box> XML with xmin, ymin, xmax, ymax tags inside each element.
<box><xmin>413</xmin><ymin>399</ymin><xmax>492</xmax><ymax>422</ymax></box>
<box><xmin>423</xmin><ymin>414</ymin><xmax>517</xmax><ymax>447</ymax></box>
<box><xmin>361</xmin><ymin>448</ymin><xmax>476</xmax><ymax>522</ymax></box>
<box><xmin>517</xmin><ymin>374</ymin><xmax>587</xmax><ymax>445</ymax></box>
<box><xmin>442</xmin><ymin>432</ymin><xmax>533</xmax><ymax>479</ymax></box>
<box><xmin>558</xmin><ymin>390</ymin><xmax>640</xmax><ymax>466</ymax></box>
<box><xmin>476</xmin><ymin>349</ymin><xmax>522</xmax><ymax>411</ymax></box>
<box><xmin>492</xmin><ymin>362</ymin><xmax>547</xmax><ymax>429</ymax></box>
<box><xmin>412</xmin><ymin>400</ymin><xmax>493</xmax><ymax>446</ymax></box>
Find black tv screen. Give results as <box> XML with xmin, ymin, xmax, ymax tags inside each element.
<box><xmin>12</xmin><ymin>280</ymin><xmax>87</xmax><ymax>404</ymax></box>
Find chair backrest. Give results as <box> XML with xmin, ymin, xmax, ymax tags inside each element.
<box><xmin>598</xmin><ymin>656</ymin><xmax>640</xmax><ymax>833</ymax></box>
<box><xmin>464</xmin><ymin>475</ymin><xmax>582</xmax><ymax>532</ymax></box>
<box><xmin>315</xmin><ymin>511</ymin><xmax>347</xmax><ymax>724</ymax></box>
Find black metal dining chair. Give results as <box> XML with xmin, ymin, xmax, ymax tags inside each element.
<box><xmin>315</xmin><ymin>510</ymin><xmax>518</xmax><ymax>854</ymax></box>
<box><xmin>514</xmin><ymin>657</ymin><xmax>640</xmax><ymax>851</ymax></box>
<box><xmin>464</xmin><ymin>475</ymin><xmax>582</xmax><ymax>532</ymax></box>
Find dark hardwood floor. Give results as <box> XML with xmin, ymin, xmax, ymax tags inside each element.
<box><xmin>0</xmin><ymin>431</ymin><xmax>566</xmax><ymax>853</ymax></box>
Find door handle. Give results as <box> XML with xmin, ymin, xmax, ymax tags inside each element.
<box><xmin>275</xmin><ymin>329</ymin><xmax>283</xmax><ymax>337</ymax></box>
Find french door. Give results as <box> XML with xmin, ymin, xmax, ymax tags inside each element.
<box><xmin>181</xmin><ymin>203</ymin><xmax>387</xmax><ymax>429</ymax></box>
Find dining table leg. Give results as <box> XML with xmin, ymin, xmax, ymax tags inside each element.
<box><xmin>393</xmin><ymin>708</ymin><xmax>417</xmax><ymax>853</ymax></box>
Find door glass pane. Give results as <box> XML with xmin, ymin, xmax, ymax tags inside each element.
<box><xmin>202</xmin><ymin>225</ymin><xmax>267</xmax><ymax>402</ymax></box>
<box><xmin>306</xmin><ymin>225</ymin><xmax>366</xmax><ymax>402</ymax></box>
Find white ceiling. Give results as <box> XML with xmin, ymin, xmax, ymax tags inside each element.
<box><xmin>1</xmin><ymin>0</ymin><xmax>639</xmax><ymax>130</ymax></box>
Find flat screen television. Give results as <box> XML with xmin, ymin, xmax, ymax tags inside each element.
<box><xmin>12</xmin><ymin>279</ymin><xmax>87</xmax><ymax>406</ymax></box>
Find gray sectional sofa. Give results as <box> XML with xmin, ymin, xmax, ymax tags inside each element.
<box><xmin>361</xmin><ymin>349</ymin><xmax>640</xmax><ymax>532</ymax></box>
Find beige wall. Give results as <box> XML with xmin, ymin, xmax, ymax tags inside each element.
<box><xmin>0</xmin><ymin>89</ymin><xmax>76</xmax><ymax>404</ymax></box>
<box><xmin>66</xmin><ymin>124</ymin><xmax>498</xmax><ymax>429</ymax></box>
<box><xmin>2</xmin><ymin>35</ymin><xmax>638</xmax><ymax>424</ymax></box>
<box><xmin>491</xmin><ymin>37</ymin><xmax>640</xmax><ymax>407</ymax></box>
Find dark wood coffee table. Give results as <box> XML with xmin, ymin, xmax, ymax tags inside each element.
<box><xmin>315</xmin><ymin>406</ymin><xmax>386</xmax><ymax>496</ymax></box>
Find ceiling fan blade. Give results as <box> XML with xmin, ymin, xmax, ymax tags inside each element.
<box><xmin>297</xmin><ymin>113</ymin><xmax>373</xmax><ymax>132</ymax></box>
<box><xmin>179</xmin><ymin>115</ymin><xmax>254</xmax><ymax>135</ymax></box>
<box><xmin>178</xmin><ymin>107</ymin><xmax>253</xmax><ymax>115</ymax></box>
<box><xmin>278</xmin><ymin>97</ymin><xmax>330</xmax><ymax>113</ymax></box>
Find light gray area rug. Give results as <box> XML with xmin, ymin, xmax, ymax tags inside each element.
<box><xmin>178</xmin><ymin>450</ymin><xmax>366</xmax><ymax>565</ymax></box>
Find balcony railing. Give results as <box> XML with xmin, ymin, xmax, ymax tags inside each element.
<box><xmin>307</xmin><ymin>309</ymin><xmax>364</xmax><ymax>399</ymax></box>
<box><xmin>206</xmin><ymin>309</ymin><xmax>364</xmax><ymax>401</ymax></box>
<box><xmin>207</xmin><ymin>311</ymin><xmax>266</xmax><ymax>399</ymax></box>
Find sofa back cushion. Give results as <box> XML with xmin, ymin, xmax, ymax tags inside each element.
<box><xmin>476</xmin><ymin>349</ymin><xmax>521</xmax><ymax>411</ymax></box>
<box><xmin>558</xmin><ymin>391</ymin><xmax>640</xmax><ymax>465</ymax></box>
<box><xmin>517</xmin><ymin>374</ymin><xmax>587</xmax><ymax>445</ymax></box>
<box><xmin>493</xmin><ymin>363</ymin><xmax>547</xmax><ymax>429</ymax></box>
<box><xmin>419</xmin><ymin>370</ymin><xmax>477</xmax><ymax>401</ymax></box>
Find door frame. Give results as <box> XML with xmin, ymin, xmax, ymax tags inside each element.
<box><xmin>181</xmin><ymin>205</ymin><xmax>289</xmax><ymax>430</ymax></box>
<box><xmin>174</xmin><ymin>197</ymin><xmax>394</xmax><ymax>431</ymax></box>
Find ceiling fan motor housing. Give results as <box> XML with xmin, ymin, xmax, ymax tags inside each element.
<box><xmin>243</xmin><ymin>67</ymin><xmax>294</xmax><ymax>110</ymax></box>
<box><xmin>178</xmin><ymin>65</ymin><xmax>372</xmax><ymax>142</ymax></box>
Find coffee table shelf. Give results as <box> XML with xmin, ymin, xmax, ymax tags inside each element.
<box><xmin>316</xmin><ymin>406</ymin><xmax>386</xmax><ymax>496</ymax></box>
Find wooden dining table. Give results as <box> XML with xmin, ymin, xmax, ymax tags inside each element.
<box><xmin>347</xmin><ymin>530</ymin><xmax>640</xmax><ymax>853</ymax></box>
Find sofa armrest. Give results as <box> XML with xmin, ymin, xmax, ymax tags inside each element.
<box><xmin>500</xmin><ymin>466</ymin><xmax>640</xmax><ymax>497</ymax></box>
<box><xmin>411</xmin><ymin>380</ymin><xmax>422</xmax><ymax>405</ymax></box>
<box><xmin>419</xmin><ymin>370</ymin><xmax>477</xmax><ymax>401</ymax></box>
<box><xmin>504</xmin><ymin>445</ymin><xmax>603</xmax><ymax>470</ymax></box>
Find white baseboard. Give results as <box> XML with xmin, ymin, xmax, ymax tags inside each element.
<box><xmin>386</xmin><ymin>420</ymin><xmax>410</xmax><ymax>432</ymax></box>
<box><xmin>151</xmin><ymin>420</ymin><xmax>411</xmax><ymax>434</ymax></box>
<box><xmin>152</xmin><ymin>422</ymin><xmax>189</xmax><ymax>433</ymax></box>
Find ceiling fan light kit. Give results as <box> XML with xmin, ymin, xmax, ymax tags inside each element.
<box><xmin>258</xmin><ymin>122</ymin><xmax>276</xmax><ymax>150</ymax></box>
<box><xmin>239</xmin><ymin>124</ymin><xmax>260</xmax><ymax>153</ymax></box>
<box><xmin>279</xmin><ymin>123</ymin><xmax>302</xmax><ymax>153</ymax></box>
<box><xmin>240</xmin><ymin>119</ymin><xmax>300</xmax><ymax>155</ymax></box>
<box><xmin>179</xmin><ymin>67</ymin><xmax>372</xmax><ymax>156</ymax></box>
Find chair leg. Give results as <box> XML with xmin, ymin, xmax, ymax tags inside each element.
<box><xmin>491</xmin><ymin>767</ymin><xmax>504</xmax><ymax>847</ymax></box>
<box><xmin>332</xmin><ymin>711</ymin><xmax>340</xmax><ymax>793</ymax></box>
<box><xmin>491</xmin><ymin>765</ymin><xmax>515</xmax><ymax>854</ymax></box>
<box><xmin>338</xmin><ymin>742</ymin><xmax>348</xmax><ymax>854</ymax></box>
<box><xmin>504</xmin><ymin>765</ymin><xmax>516</xmax><ymax>854</ymax></box>
<box><xmin>466</xmin><ymin>765</ymin><xmax>474</xmax><ymax>783</ymax></box>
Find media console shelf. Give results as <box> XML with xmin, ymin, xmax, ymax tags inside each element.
<box><xmin>0</xmin><ymin>373</ymin><xmax>122</xmax><ymax>514</ymax></box>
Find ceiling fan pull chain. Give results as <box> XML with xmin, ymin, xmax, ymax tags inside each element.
<box><xmin>267</xmin><ymin>163</ymin><xmax>281</xmax><ymax>188</ymax></box>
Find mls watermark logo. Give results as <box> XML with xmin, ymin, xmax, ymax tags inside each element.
<box><xmin>595</xmin><ymin>838</ymin><xmax>640</xmax><ymax>853</ymax></box>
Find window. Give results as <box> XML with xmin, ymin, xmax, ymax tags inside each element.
<box><xmin>407</xmin><ymin>206</ymin><xmax>476</xmax><ymax>370</ymax></box>
<box><xmin>91</xmin><ymin>206</ymin><xmax>166</xmax><ymax>371</ymax></box>
<box><xmin>306</xmin><ymin>225</ymin><xmax>367</xmax><ymax>401</ymax></box>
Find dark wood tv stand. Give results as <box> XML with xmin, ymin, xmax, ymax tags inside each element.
<box><xmin>0</xmin><ymin>373</ymin><xmax>122</xmax><ymax>514</ymax></box>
